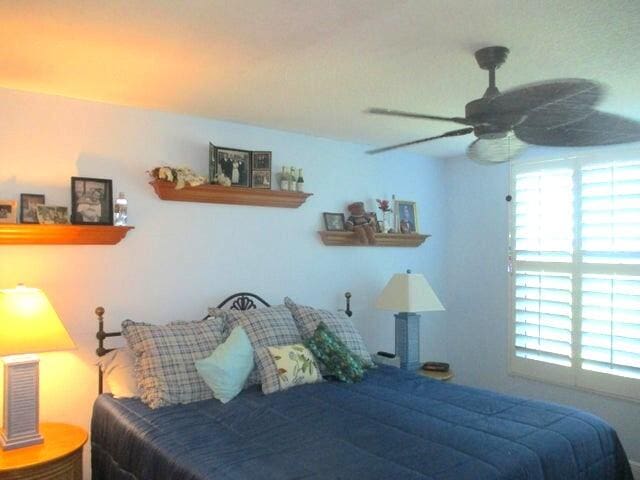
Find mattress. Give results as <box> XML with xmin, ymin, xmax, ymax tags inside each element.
<box><xmin>91</xmin><ymin>365</ymin><xmax>633</xmax><ymax>480</ymax></box>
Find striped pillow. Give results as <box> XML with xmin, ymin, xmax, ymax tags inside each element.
<box><xmin>122</xmin><ymin>316</ymin><xmax>227</xmax><ymax>409</ymax></box>
<box><xmin>284</xmin><ymin>297</ymin><xmax>373</xmax><ymax>367</ymax></box>
<box><xmin>210</xmin><ymin>305</ymin><xmax>302</xmax><ymax>385</ymax></box>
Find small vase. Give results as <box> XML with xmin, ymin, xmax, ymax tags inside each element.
<box><xmin>382</xmin><ymin>211</ymin><xmax>393</xmax><ymax>233</ymax></box>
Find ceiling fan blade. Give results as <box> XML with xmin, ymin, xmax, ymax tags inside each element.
<box><xmin>515</xmin><ymin>111</ymin><xmax>640</xmax><ymax>147</ymax></box>
<box><xmin>466</xmin><ymin>133</ymin><xmax>528</xmax><ymax>164</ymax></box>
<box><xmin>366</xmin><ymin>108</ymin><xmax>471</xmax><ymax>125</ymax></box>
<box><xmin>488</xmin><ymin>79</ymin><xmax>604</xmax><ymax>128</ymax></box>
<box><xmin>367</xmin><ymin>127</ymin><xmax>473</xmax><ymax>154</ymax></box>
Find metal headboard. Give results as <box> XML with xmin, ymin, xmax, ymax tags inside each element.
<box><xmin>95</xmin><ymin>291</ymin><xmax>352</xmax><ymax>394</ymax></box>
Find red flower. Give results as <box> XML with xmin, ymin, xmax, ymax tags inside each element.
<box><xmin>376</xmin><ymin>199</ymin><xmax>392</xmax><ymax>213</ymax></box>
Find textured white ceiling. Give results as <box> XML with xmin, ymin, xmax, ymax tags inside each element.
<box><xmin>1</xmin><ymin>0</ymin><xmax>639</xmax><ymax>158</ymax></box>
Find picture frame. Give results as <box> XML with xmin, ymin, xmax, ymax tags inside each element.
<box><xmin>36</xmin><ymin>205</ymin><xmax>69</xmax><ymax>225</ymax></box>
<box><xmin>394</xmin><ymin>200</ymin><xmax>419</xmax><ymax>233</ymax></box>
<box><xmin>323</xmin><ymin>212</ymin><xmax>346</xmax><ymax>231</ymax></box>
<box><xmin>251</xmin><ymin>151</ymin><xmax>272</xmax><ymax>171</ymax></box>
<box><xmin>251</xmin><ymin>170</ymin><xmax>271</xmax><ymax>189</ymax></box>
<box><xmin>0</xmin><ymin>200</ymin><xmax>17</xmax><ymax>224</ymax></box>
<box><xmin>70</xmin><ymin>176</ymin><xmax>113</xmax><ymax>225</ymax></box>
<box><xmin>209</xmin><ymin>143</ymin><xmax>251</xmax><ymax>187</ymax></box>
<box><xmin>251</xmin><ymin>151</ymin><xmax>272</xmax><ymax>189</ymax></box>
<box><xmin>20</xmin><ymin>193</ymin><xmax>45</xmax><ymax>224</ymax></box>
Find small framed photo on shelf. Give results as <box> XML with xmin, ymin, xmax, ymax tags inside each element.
<box><xmin>36</xmin><ymin>205</ymin><xmax>69</xmax><ymax>224</ymax></box>
<box><xmin>323</xmin><ymin>212</ymin><xmax>346</xmax><ymax>231</ymax></box>
<box><xmin>71</xmin><ymin>177</ymin><xmax>113</xmax><ymax>225</ymax></box>
<box><xmin>209</xmin><ymin>143</ymin><xmax>251</xmax><ymax>187</ymax></box>
<box><xmin>0</xmin><ymin>200</ymin><xmax>17</xmax><ymax>224</ymax></box>
<box><xmin>20</xmin><ymin>193</ymin><xmax>45</xmax><ymax>224</ymax></box>
<box><xmin>394</xmin><ymin>200</ymin><xmax>418</xmax><ymax>233</ymax></box>
<box><xmin>251</xmin><ymin>170</ymin><xmax>271</xmax><ymax>189</ymax></box>
<box><xmin>252</xmin><ymin>151</ymin><xmax>272</xmax><ymax>171</ymax></box>
<box><xmin>251</xmin><ymin>151</ymin><xmax>272</xmax><ymax>189</ymax></box>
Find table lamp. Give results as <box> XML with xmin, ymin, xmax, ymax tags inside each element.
<box><xmin>0</xmin><ymin>285</ymin><xmax>75</xmax><ymax>450</ymax></box>
<box><xmin>375</xmin><ymin>270</ymin><xmax>444</xmax><ymax>370</ymax></box>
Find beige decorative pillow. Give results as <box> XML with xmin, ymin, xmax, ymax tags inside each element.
<box><xmin>96</xmin><ymin>348</ymin><xmax>140</xmax><ymax>398</ymax></box>
<box><xmin>256</xmin><ymin>344</ymin><xmax>322</xmax><ymax>394</ymax></box>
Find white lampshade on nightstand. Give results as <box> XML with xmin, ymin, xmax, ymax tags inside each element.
<box><xmin>376</xmin><ymin>270</ymin><xmax>444</xmax><ymax>370</ymax></box>
<box><xmin>0</xmin><ymin>285</ymin><xmax>75</xmax><ymax>450</ymax></box>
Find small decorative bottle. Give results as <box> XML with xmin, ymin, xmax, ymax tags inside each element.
<box><xmin>296</xmin><ymin>168</ymin><xmax>304</xmax><ymax>193</ymax></box>
<box><xmin>289</xmin><ymin>167</ymin><xmax>297</xmax><ymax>191</ymax></box>
<box><xmin>114</xmin><ymin>192</ymin><xmax>128</xmax><ymax>226</ymax></box>
<box><xmin>280</xmin><ymin>166</ymin><xmax>289</xmax><ymax>191</ymax></box>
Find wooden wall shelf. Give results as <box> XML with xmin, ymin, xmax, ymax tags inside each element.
<box><xmin>150</xmin><ymin>179</ymin><xmax>312</xmax><ymax>208</ymax></box>
<box><xmin>0</xmin><ymin>225</ymin><xmax>134</xmax><ymax>245</ymax></box>
<box><xmin>319</xmin><ymin>231</ymin><xmax>430</xmax><ymax>247</ymax></box>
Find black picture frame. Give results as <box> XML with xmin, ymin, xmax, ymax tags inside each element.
<box><xmin>209</xmin><ymin>143</ymin><xmax>251</xmax><ymax>187</ymax></box>
<box><xmin>251</xmin><ymin>170</ymin><xmax>271</xmax><ymax>189</ymax></box>
<box><xmin>251</xmin><ymin>151</ymin><xmax>272</xmax><ymax>171</ymax></box>
<box><xmin>19</xmin><ymin>193</ymin><xmax>45</xmax><ymax>224</ymax></box>
<box><xmin>250</xmin><ymin>151</ymin><xmax>272</xmax><ymax>189</ymax></box>
<box><xmin>323</xmin><ymin>212</ymin><xmax>346</xmax><ymax>231</ymax></box>
<box><xmin>70</xmin><ymin>177</ymin><xmax>113</xmax><ymax>225</ymax></box>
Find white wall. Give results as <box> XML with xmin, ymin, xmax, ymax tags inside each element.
<box><xmin>443</xmin><ymin>154</ymin><xmax>640</xmax><ymax>464</ymax></box>
<box><xmin>0</xmin><ymin>88</ymin><xmax>447</xmax><ymax>477</ymax></box>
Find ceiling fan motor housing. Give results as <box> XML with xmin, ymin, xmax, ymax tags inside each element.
<box><xmin>474</xmin><ymin>46</ymin><xmax>510</xmax><ymax>71</ymax></box>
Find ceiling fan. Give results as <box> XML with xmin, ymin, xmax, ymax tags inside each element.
<box><xmin>366</xmin><ymin>46</ymin><xmax>640</xmax><ymax>163</ymax></box>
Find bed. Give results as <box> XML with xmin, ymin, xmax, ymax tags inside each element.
<box><xmin>91</xmin><ymin>293</ymin><xmax>633</xmax><ymax>480</ymax></box>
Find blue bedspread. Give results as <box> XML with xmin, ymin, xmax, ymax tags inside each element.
<box><xmin>91</xmin><ymin>366</ymin><xmax>633</xmax><ymax>480</ymax></box>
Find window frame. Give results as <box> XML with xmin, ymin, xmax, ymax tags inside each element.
<box><xmin>508</xmin><ymin>153</ymin><xmax>640</xmax><ymax>403</ymax></box>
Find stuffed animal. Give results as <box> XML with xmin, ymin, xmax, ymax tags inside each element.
<box><xmin>345</xmin><ymin>202</ymin><xmax>377</xmax><ymax>245</ymax></box>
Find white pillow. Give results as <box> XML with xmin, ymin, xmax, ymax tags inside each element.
<box><xmin>96</xmin><ymin>348</ymin><xmax>140</xmax><ymax>398</ymax></box>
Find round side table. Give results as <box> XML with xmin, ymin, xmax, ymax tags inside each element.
<box><xmin>0</xmin><ymin>423</ymin><xmax>87</xmax><ymax>480</ymax></box>
<box><xmin>417</xmin><ymin>368</ymin><xmax>455</xmax><ymax>381</ymax></box>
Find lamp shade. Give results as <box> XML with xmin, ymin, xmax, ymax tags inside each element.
<box><xmin>0</xmin><ymin>286</ymin><xmax>75</xmax><ymax>356</ymax></box>
<box><xmin>376</xmin><ymin>271</ymin><xmax>444</xmax><ymax>313</ymax></box>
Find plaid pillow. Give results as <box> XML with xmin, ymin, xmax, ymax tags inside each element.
<box><xmin>255</xmin><ymin>344</ymin><xmax>322</xmax><ymax>394</ymax></box>
<box><xmin>122</xmin><ymin>316</ymin><xmax>227</xmax><ymax>409</ymax></box>
<box><xmin>305</xmin><ymin>322</ymin><xmax>365</xmax><ymax>383</ymax></box>
<box><xmin>210</xmin><ymin>305</ymin><xmax>302</xmax><ymax>385</ymax></box>
<box><xmin>284</xmin><ymin>297</ymin><xmax>373</xmax><ymax>367</ymax></box>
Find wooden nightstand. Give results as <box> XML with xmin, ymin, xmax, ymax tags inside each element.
<box><xmin>417</xmin><ymin>368</ymin><xmax>454</xmax><ymax>381</ymax></box>
<box><xmin>0</xmin><ymin>423</ymin><xmax>87</xmax><ymax>480</ymax></box>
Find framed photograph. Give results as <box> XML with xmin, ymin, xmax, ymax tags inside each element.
<box><xmin>0</xmin><ymin>200</ymin><xmax>17</xmax><ymax>224</ymax></box>
<box><xmin>209</xmin><ymin>143</ymin><xmax>251</xmax><ymax>187</ymax></box>
<box><xmin>20</xmin><ymin>194</ymin><xmax>45</xmax><ymax>224</ymax></box>
<box><xmin>323</xmin><ymin>212</ymin><xmax>346</xmax><ymax>231</ymax></box>
<box><xmin>251</xmin><ymin>170</ymin><xmax>271</xmax><ymax>189</ymax></box>
<box><xmin>36</xmin><ymin>205</ymin><xmax>69</xmax><ymax>224</ymax></box>
<box><xmin>394</xmin><ymin>200</ymin><xmax>418</xmax><ymax>233</ymax></box>
<box><xmin>71</xmin><ymin>177</ymin><xmax>113</xmax><ymax>225</ymax></box>
<box><xmin>252</xmin><ymin>151</ymin><xmax>272</xmax><ymax>171</ymax></box>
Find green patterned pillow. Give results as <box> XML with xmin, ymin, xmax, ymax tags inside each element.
<box><xmin>304</xmin><ymin>322</ymin><xmax>364</xmax><ymax>383</ymax></box>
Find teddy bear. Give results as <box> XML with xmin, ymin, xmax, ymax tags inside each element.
<box><xmin>345</xmin><ymin>202</ymin><xmax>377</xmax><ymax>245</ymax></box>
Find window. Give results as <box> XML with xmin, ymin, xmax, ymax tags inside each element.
<box><xmin>510</xmin><ymin>156</ymin><xmax>640</xmax><ymax>401</ymax></box>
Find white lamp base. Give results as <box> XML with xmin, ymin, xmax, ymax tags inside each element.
<box><xmin>1</xmin><ymin>354</ymin><xmax>43</xmax><ymax>450</ymax></box>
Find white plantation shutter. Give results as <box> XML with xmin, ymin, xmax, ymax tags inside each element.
<box><xmin>581</xmin><ymin>161</ymin><xmax>640</xmax><ymax>264</ymax></box>
<box><xmin>511</xmin><ymin>156</ymin><xmax>640</xmax><ymax>401</ymax></box>
<box><xmin>514</xmin><ymin>271</ymin><xmax>572</xmax><ymax>366</ymax></box>
<box><xmin>581</xmin><ymin>275</ymin><xmax>640</xmax><ymax>380</ymax></box>
<box><xmin>514</xmin><ymin>168</ymin><xmax>573</xmax><ymax>262</ymax></box>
